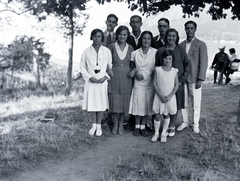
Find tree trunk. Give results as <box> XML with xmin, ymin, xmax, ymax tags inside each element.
<box><xmin>66</xmin><ymin>3</ymin><xmax>74</xmax><ymax>93</ymax></box>
<box><xmin>1</xmin><ymin>69</ymin><xmax>7</xmax><ymax>89</ymax></box>
<box><xmin>36</xmin><ymin>56</ymin><xmax>41</xmax><ymax>88</ymax></box>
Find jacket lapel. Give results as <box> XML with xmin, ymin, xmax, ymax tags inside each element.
<box><xmin>188</xmin><ymin>38</ymin><xmax>197</xmax><ymax>57</ymax></box>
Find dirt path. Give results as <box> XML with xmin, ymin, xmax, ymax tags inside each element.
<box><xmin>4</xmin><ymin>126</ymin><xmax>187</xmax><ymax>181</ymax></box>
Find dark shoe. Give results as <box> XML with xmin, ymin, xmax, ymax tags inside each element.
<box><xmin>226</xmin><ymin>77</ymin><xmax>231</xmax><ymax>85</ymax></box>
<box><xmin>140</xmin><ymin>129</ymin><xmax>148</xmax><ymax>137</ymax></box>
<box><xmin>213</xmin><ymin>81</ymin><xmax>217</xmax><ymax>84</ymax></box>
<box><xmin>145</xmin><ymin>123</ymin><xmax>154</xmax><ymax>132</ymax></box>
<box><xmin>133</xmin><ymin>128</ymin><xmax>140</xmax><ymax>136</ymax></box>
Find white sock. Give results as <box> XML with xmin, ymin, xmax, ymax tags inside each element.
<box><xmin>135</xmin><ymin>124</ymin><xmax>140</xmax><ymax>129</ymax></box>
<box><xmin>140</xmin><ymin>125</ymin><xmax>145</xmax><ymax>129</ymax></box>
<box><xmin>154</xmin><ymin>119</ymin><xmax>160</xmax><ymax>135</ymax></box>
<box><xmin>162</xmin><ymin>118</ymin><xmax>170</xmax><ymax>135</ymax></box>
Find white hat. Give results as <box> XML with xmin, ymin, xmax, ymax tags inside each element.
<box><xmin>219</xmin><ymin>46</ymin><xmax>226</xmax><ymax>50</ymax></box>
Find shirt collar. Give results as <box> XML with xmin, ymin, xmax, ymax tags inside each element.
<box><xmin>186</xmin><ymin>37</ymin><xmax>195</xmax><ymax>44</ymax></box>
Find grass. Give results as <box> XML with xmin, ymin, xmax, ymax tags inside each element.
<box><xmin>1</xmin><ymin>77</ymin><xmax>240</xmax><ymax>180</ymax></box>
<box><xmin>101</xmin><ymin>82</ymin><xmax>240</xmax><ymax>181</ymax></box>
<box><xmin>0</xmin><ymin>87</ymin><xmax>106</xmax><ymax>177</ymax></box>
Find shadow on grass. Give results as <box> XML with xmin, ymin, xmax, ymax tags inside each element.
<box><xmin>0</xmin><ymin>104</ymin><xmax>113</xmax><ymax>179</ymax></box>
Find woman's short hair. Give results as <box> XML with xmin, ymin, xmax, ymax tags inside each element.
<box><xmin>90</xmin><ymin>29</ymin><xmax>104</xmax><ymax>42</ymax></box>
<box><xmin>164</xmin><ymin>28</ymin><xmax>180</xmax><ymax>45</ymax></box>
<box><xmin>115</xmin><ymin>26</ymin><xmax>130</xmax><ymax>40</ymax></box>
<box><xmin>138</xmin><ymin>31</ymin><xmax>155</xmax><ymax>48</ymax></box>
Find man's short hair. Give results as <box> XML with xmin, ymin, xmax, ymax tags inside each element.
<box><xmin>157</xmin><ymin>18</ymin><xmax>170</xmax><ymax>26</ymax></box>
<box><xmin>229</xmin><ymin>48</ymin><xmax>236</xmax><ymax>54</ymax></box>
<box><xmin>130</xmin><ymin>15</ymin><xmax>142</xmax><ymax>23</ymax></box>
<box><xmin>184</xmin><ymin>20</ymin><xmax>197</xmax><ymax>29</ymax></box>
<box><xmin>107</xmin><ymin>14</ymin><xmax>118</xmax><ymax>23</ymax></box>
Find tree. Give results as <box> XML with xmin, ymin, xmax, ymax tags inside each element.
<box><xmin>117</xmin><ymin>0</ymin><xmax>240</xmax><ymax>20</ymax></box>
<box><xmin>1</xmin><ymin>35</ymin><xmax>50</xmax><ymax>89</ymax></box>
<box><xmin>12</xmin><ymin>0</ymin><xmax>90</xmax><ymax>93</ymax></box>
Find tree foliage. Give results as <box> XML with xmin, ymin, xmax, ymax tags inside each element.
<box><xmin>13</xmin><ymin>0</ymin><xmax>91</xmax><ymax>92</ymax></box>
<box><xmin>111</xmin><ymin>0</ymin><xmax>240</xmax><ymax>20</ymax></box>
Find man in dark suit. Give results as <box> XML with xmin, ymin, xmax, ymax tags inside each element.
<box><xmin>178</xmin><ymin>20</ymin><xmax>208</xmax><ymax>134</ymax></box>
<box><xmin>102</xmin><ymin>14</ymin><xmax>118</xmax><ymax>47</ymax></box>
<box><xmin>210</xmin><ymin>46</ymin><xmax>228</xmax><ymax>83</ymax></box>
<box><xmin>153</xmin><ymin>18</ymin><xmax>170</xmax><ymax>49</ymax></box>
<box><xmin>127</xmin><ymin>15</ymin><xmax>142</xmax><ymax>50</ymax></box>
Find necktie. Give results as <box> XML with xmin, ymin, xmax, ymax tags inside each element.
<box><xmin>106</xmin><ymin>33</ymin><xmax>111</xmax><ymax>47</ymax></box>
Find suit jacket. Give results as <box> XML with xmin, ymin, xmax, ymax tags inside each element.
<box><xmin>153</xmin><ymin>35</ymin><xmax>165</xmax><ymax>49</ymax></box>
<box><xmin>180</xmin><ymin>38</ymin><xmax>208</xmax><ymax>83</ymax></box>
<box><xmin>102</xmin><ymin>31</ymin><xmax>116</xmax><ymax>47</ymax></box>
<box><xmin>126</xmin><ymin>35</ymin><xmax>141</xmax><ymax>50</ymax></box>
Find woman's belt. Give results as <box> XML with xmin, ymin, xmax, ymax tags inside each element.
<box><xmin>113</xmin><ymin>64</ymin><xmax>124</xmax><ymax>67</ymax></box>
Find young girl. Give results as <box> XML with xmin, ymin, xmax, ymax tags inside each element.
<box><xmin>128</xmin><ymin>31</ymin><xmax>157</xmax><ymax>137</ymax></box>
<box><xmin>80</xmin><ymin>29</ymin><xmax>112</xmax><ymax>137</ymax></box>
<box><xmin>152</xmin><ymin>50</ymin><xmax>179</xmax><ymax>143</ymax></box>
<box><xmin>108</xmin><ymin>26</ymin><xmax>134</xmax><ymax>135</ymax></box>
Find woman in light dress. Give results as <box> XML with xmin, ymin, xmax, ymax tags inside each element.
<box><xmin>128</xmin><ymin>31</ymin><xmax>157</xmax><ymax>137</ymax></box>
<box><xmin>80</xmin><ymin>29</ymin><xmax>112</xmax><ymax>137</ymax></box>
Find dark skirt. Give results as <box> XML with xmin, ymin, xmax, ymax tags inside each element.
<box><xmin>108</xmin><ymin>93</ymin><xmax>131</xmax><ymax>114</ymax></box>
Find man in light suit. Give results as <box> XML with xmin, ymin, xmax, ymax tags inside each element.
<box><xmin>177</xmin><ymin>20</ymin><xmax>208</xmax><ymax>133</ymax></box>
<box><xmin>102</xmin><ymin>14</ymin><xmax>118</xmax><ymax>47</ymax></box>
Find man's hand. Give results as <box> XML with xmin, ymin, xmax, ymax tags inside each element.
<box><xmin>195</xmin><ymin>80</ymin><xmax>202</xmax><ymax>89</ymax></box>
<box><xmin>128</xmin><ymin>69</ymin><xmax>136</xmax><ymax>78</ymax></box>
<box><xmin>136</xmin><ymin>73</ymin><xmax>144</xmax><ymax>81</ymax></box>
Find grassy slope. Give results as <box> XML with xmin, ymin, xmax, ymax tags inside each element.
<box><xmin>0</xmin><ymin>79</ymin><xmax>240</xmax><ymax>180</ymax></box>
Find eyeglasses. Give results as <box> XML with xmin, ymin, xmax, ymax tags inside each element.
<box><xmin>158</xmin><ymin>25</ymin><xmax>168</xmax><ymax>28</ymax></box>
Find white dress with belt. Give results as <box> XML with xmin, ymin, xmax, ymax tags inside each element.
<box><xmin>80</xmin><ymin>45</ymin><xmax>112</xmax><ymax>111</ymax></box>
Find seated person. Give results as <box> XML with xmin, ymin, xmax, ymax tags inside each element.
<box><xmin>224</xmin><ymin>48</ymin><xmax>239</xmax><ymax>84</ymax></box>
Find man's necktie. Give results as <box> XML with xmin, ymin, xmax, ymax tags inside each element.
<box><xmin>106</xmin><ymin>33</ymin><xmax>111</xmax><ymax>47</ymax></box>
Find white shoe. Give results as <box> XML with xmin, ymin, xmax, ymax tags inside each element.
<box><xmin>88</xmin><ymin>124</ymin><xmax>96</xmax><ymax>136</ymax></box>
<box><xmin>193</xmin><ymin>126</ymin><xmax>200</xmax><ymax>134</ymax></box>
<box><xmin>96</xmin><ymin>124</ymin><xmax>102</xmax><ymax>136</ymax></box>
<box><xmin>161</xmin><ymin>134</ymin><xmax>167</xmax><ymax>143</ymax></box>
<box><xmin>176</xmin><ymin>123</ymin><xmax>189</xmax><ymax>131</ymax></box>
<box><xmin>167</xmin><ymin>127</ymin><xmax>175</xmax><ymax>137</ymax></box>
<box><xmin>151</xmin><ymin>134</ymin><xmax>159</xmax><ymax>142</ymax></box>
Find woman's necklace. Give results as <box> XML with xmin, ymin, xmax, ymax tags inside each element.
<box><xmin>93</xmin><ymin>44</ymin><xmax>100</xmax><ymax>66</ymax></box>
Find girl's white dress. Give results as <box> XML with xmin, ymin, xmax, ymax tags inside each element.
<box><xmin>129</xmin><ymin>47</ymin><xmax>157</xmax><ymax>116</ymax></box>
<box><xmin>153</xmin><ymin>66</ymin><xmax>178</xmax><ymax>116</ymax></box>
<box><xmin>80</xmin><ymin>45</ymin><xmax>112</xmax><ymax>111</ymax></box>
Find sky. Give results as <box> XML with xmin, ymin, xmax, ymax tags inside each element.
<box><xmin>0</xmin><ymin>1</ymin><xmax>239</xmax><ymax>70</ymax></box>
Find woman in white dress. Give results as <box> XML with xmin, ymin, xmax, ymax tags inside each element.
<box><xmin>80</xmin><ymin>29</ymin><xmax>112</xmax><ymax>136</ymax></box>
<box><xmin>152</xmin><ymin>50</ymin><xmax>179</xmax><ymax>143</ymax></box>
<box><xmin>128</xmin><ymin>31</ymin><xmax>157</xmax><ymax>137</ymax></box>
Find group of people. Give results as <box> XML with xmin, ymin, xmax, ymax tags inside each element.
<box><xmin>79</xmin><ymin>14</ymin><xmax>208</xmax><ymax>143</ymax></box>
<box><xmin>211</xmin><ymin>46</ymin><xmax>239</xmax><ymax>84</ymax></box>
